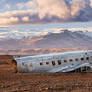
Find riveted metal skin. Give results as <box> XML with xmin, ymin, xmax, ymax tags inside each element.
<box><xmin>14</xmin><ymin>50</ymin><xmax>92</xmax><ymax>73</ymax></box>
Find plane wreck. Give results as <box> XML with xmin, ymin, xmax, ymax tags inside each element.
<box><xmin>13</xmin><ymin>50</ymin><xmax>92</xmax><ymax>73</ymax></box>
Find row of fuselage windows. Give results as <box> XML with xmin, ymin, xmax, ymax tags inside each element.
<box><xmin>40</xmin><ymin>57</ymin><xmax>89</xmax><ymax>66</ymax></box>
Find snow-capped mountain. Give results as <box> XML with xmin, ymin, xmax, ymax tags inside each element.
<box><xmin>0</xmin><ymin>30</ymin><xmax>92</xmax><ymax>50</ymax></box>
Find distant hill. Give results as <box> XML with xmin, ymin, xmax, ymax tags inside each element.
<box><xmin>30</xmin><ymin>30</ymin><xmax>92</xmax><ymax>48</ymax></box>
<box><xmin>0</xmin><ymin>30</ymin><xmax>92</xmax><ymax>55</ymax></box>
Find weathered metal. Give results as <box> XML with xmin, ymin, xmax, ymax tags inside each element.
<box><xmin>14</xmin><ymin>50</ymin><xmax>92</xmax><ymax>73</ymax></box>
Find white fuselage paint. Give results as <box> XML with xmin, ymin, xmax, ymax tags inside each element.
<box><xmin>14</xmin><ymin>50</ymin><xmax>92</xmax><ymax>73</ymax></box>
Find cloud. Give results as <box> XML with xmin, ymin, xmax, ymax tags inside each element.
<box><xmin>5</xmin><ymin>4</ymin><xmax>11</xmax><ymax>9</ymax></box>
<box><xmin>70</xmin><ymin>0</ymin><xmax>86</xmax><ymax>17</ymax></box>
<box><xmin>25</xmin><ymin>0</ymin><xmax>37</xmax><ymax>8</ymax></box>
<box><xmin>17</xmin><ymin>3</ymin><xmax>24</xmax><ymax>9</ymax></box>
<box><xmin>37</xmin><ymin>0</ymin><xmax>71</xmax><ymax>19</ymax></box>
<box><xmin>0</xmin><ymin>0</ymin><xmax>92</xmax><ymax>26</ymax></box>
<box><xmin>0</xmin><ymin>10</ymin><xmax>37</xmax><ymax>26</ymax></box>
<box><xmin>0</xmin><ymin>15</ymin><xmax>19</xmax><ymax>26</ymax></box>
<box><xmin>16</xmin><ymin>0</ymin><xmax>36</xmax><ymax>9</ymax></box>
<box><xmin>90</xmin><ymin>0</ymin><xmax>92</xmax><ymax>7</ymax></box>
<box><xmin>22</xmin><ymin>16</ymin><xmax>29</xmax><ymax>22</ymax></box>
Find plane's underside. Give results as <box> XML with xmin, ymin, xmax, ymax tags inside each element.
<box><xmin>14</xmin><ymin>50</ymin><xmax>92</xmax><ymax>73</ymax></box>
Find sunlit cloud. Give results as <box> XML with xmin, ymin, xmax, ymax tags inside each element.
<box><xmin>22</xmin><ymin>16</ymin><xmax>29</xmax><ymax>22</ymax></box>
<box><xmin>0</xmin><ymin>0</ymin><xmax>92</xmax><ymax>26</ymax></box>
<box><xmin>25</xmin><ymin>0</ymin><xmax>37</xmax><ymax>8</ymax></box>
<box><xmin>16</xmin><ymin>0</ymin><xmax>36</xmax><ymax>9</ymax></box>
<box><xmin>17</xmin><ymin>3</ymin><xmax>24</xmax><ymax>9</ymax></box>
<box><xmin>5</xmin><ymin>4</ymin><xmax>11</xmax><ymax>9</ymax></box>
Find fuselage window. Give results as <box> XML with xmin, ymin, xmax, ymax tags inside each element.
<box><xmin>64</xmin><ymin>60</ymin><xmax>67</xmax><ymax>63</ymax></box>
<box><xmin>46</xmin><ymin>61</ymin><xmax>49</xmax><ymax>65</ymax></box>
<box><xmin>86</xmin><ymin>57</ymin><xmax>89</xmax><ymax>60</ymax></box>
<box><xmin>85</xmin><ymin>53</ymin><xmax>87</xmax><ymax>55</ymax></box>
<box><xmin>58</xmin><ymin>60</ymin><xmax>61</xmax><ymax>65</ymax></box>
<box><xmin>30</xmin><ymin>64</ymin><xmax>33</xmax><ymax>67</ymax></box>
<box><xmin>22</xmin><ymin>62</ymin><xmax>24</xmax><ymax>66</ymax></box>
<box><xmin>52</xmin><ymin>61</ymin><xmax>55</xmax><ymax>66</ymax></box>
<box><xmin>81</xmin><ymin>58</ymin><xmax>84</xmax><ymax>61</ymax></box>
<box><xmin>75</xmin><ymin>58</ymin><xmax>78</xmax><ymax>61</ymax></box>
<box><xmin>69</xmin><ymin>59</ymin><xmax>73</xmax><ymax>62</ymax></box>
<box><xmin>40</xmin><ymin>62</ymin><xmax>43</xmax><ymax>65</ymax></box>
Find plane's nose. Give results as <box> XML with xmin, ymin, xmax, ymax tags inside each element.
<box><xmin>12</xmin><ymin>59</ymin><xmax>18</xmax><ymax>73</ymax></box>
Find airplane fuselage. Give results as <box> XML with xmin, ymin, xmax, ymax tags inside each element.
<box><xmin>14</xmin><ymin>50</ymin><xmax>92</xmax><ymax>73</ymax></box>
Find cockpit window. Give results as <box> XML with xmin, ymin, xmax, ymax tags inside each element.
<box><xmin>58</xmin><ymin>60</ymin><xmax>61</xmax><ymax>65</ymax></box>
<box><xmin>40</xmin><ymin>62</ymin><xmax>43</xmax><ymax>65</ymax></box>
<box><xmin>52</xmin><ymin>61</ymin><xmax>55</xmax><ymax>66</ymax></box>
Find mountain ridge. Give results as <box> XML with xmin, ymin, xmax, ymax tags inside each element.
<box><xmin>0</xmin><ymin>30</ymin><xmax>92</xmax><ymax>50</ymax></box>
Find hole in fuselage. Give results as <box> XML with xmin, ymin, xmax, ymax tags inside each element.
<box><xmin>58</xmin><ymin>60</ymin><xmax>61</xmax><ymax>65</ymax></box>
<box><xmin>46</xmin><ymin>61</ymin><xmax>49</xmax><ymax>65</ymax></box>
<box><xmin>40</xmin><ymin>62</ymin><xmax>43</xmax><ymax>66</ymax></box>
<box><xmin>68</xmin><ymin>66</ymin><xmax>91</xmax><ymax>73</ymax></box>
<box><xmin>52</xmin><ymin>61</ymin><xmax>55</xmax><ymax>66</ymax></box>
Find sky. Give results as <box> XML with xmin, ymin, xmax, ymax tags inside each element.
<box><xmin>0</xmin><ymin>0</ymin><xmax>92</xmax><ymax>34</ymax></box>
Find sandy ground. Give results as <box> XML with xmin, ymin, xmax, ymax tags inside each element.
<box><xmin>0</xmin><ymin>55</ymin><xmax>92</xmax><ymax>92</ymax></box>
